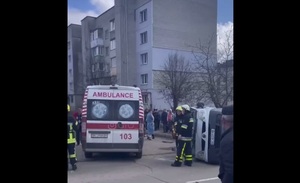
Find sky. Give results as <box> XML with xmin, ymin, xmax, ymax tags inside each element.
<box><xmin>68</xmin><ymin>0</ymin><xmax>233</xmax><ymax>55</ymax></box>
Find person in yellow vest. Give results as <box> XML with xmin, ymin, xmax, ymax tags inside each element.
<box><xmin>67</xmin><ymin>104</ymin><xmax>78</xmax><ymax>171</ymax></box>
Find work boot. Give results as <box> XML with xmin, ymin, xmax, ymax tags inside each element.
<box><xmin>171</xmin><ymin>161</ymin><xmax>181</xmax><ymax>167</ymax></box>
<box><xmin>72</xmin><ymin>164</ymin><xmax>77</xmax><ymax>171</ymax></box>
<box><xmin>152</xmin><ymin>134</ymin><xmax>155</xmax><ymax>139</ymax></box>
<box><xmin>184</xmin><ymin>161</ymin><xmax>192</xmax><ymax>166</ymax></box>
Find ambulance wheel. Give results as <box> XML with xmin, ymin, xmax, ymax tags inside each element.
<box><xmin>135</xmin><ymin>152</ymin><xmax>142</xmax><ymax>159</ymax></box>
<box><xmin>84</xmin><ymin>152</ymin><xmax>93</xmax><ymax>159</ymax></box>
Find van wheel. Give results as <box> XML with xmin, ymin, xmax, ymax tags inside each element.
<box><xmin>135</xmin><ymin>152</ymin><xmax>142</xmax><ymax>159</ymax></box>
<box><xmin>84</xmin><ymin>152</ymin><xmax>93</xmax><ymax>159</ymax></box>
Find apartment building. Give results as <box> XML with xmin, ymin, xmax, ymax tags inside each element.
<box><xmin>81</xmin><ymin>0</ymin><xmax>217</xmax><ymax>110</ymax></box>
<box><xmin>68</xmin><ymin>24</ymin><xmax>84</xmax><ymax>110</ymax></box>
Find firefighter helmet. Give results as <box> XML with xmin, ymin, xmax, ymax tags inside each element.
<box><xmin>176</xmin><ymin>106</ymin><xmax>183</xmax><ymax>111</ymax></box>
<box><xmin>181</xmin><ymin>104</ymin><xmax>190</xmax><ymax>111</ymax></box>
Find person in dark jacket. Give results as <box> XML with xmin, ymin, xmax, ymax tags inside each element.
<box><xmin>153</xmin><ymin>109</ymin><xmax>160</xmax><ymax>131</ymax></box>
<box><xmin>218</xmin><ymin>105</ymin><xmax>234</xmax><ymax>183</ymax></box>
<box><xmin>73</xmin><ymin>107</ymin><xmax>82</xmax><ymax>145</ymax></box>
<box><xmin>196</xmin><ymin>102</ymin><xmax>204</xmax><ymax>109</ymax></box>
<box><xmin>161</xmin><ymin>109</ymin><xmax>168</xmax><ymax>133</ymax></box>
<box><xmin>171</xmin><ymin>104</ymin><xmax>194</xmax><ymax>167</ymax></box>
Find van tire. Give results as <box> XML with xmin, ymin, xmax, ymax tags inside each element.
<box><xmin>135</xmin><ymin>152</ymin><xmax>142</xmax><ymax>159</ymax></box>
<box><xmin>84</xmin><ymin>152</ymin><xmax>93</xmax><ymax>159</ymax></box>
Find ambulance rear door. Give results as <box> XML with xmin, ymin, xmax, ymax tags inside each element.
<box><xmin>111</xmin><ymin>89</ymin><xmax>140</xmax><ymax>146</ymax></box>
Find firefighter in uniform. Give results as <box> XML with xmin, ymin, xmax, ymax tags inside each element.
<box><xmin>172</xmin><ymin>106</ymin><xmax>184</xmax><ymax>149</ymax></box>
<box><xmin>67</xmin><ymin>104</ymin><xmax>78</xmax><ymax>171</ymax></box>
<box><xmin>171</xmin><ymin>104</ymin><xmax>194</xmax><ymax>167</ymax></box>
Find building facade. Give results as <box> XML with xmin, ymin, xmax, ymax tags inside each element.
<box><xmin>217</xmin><ymin>59</ymin><xmax>233</xmax><ymax>106</ymax></box>
<box><xmin>81</xmin><ymin>0</ymin><xmax>217</xmax><ymax>110</ymax></box>
<box><xmin>68</xmin><ymin>24</ymin><xmax>84</xmax><ymax>110</ymax></box>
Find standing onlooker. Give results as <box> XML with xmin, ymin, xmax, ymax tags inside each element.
<box><xmin>196</xmin><ymin>102</ymin><xmax>204</xmax><ymax>109</ymax></box>
<box><xmin>144</xmin><ymin>109</ymin><xmax>149</xmax><ymax>131</ymax></box>
<box><xmin>146</xmin><ymin>109</ymin><xmax>155</xmax><ymax>140</ymax></box>
<box><xmin>161</xmin><ymin>109</ymin><xmax>168</xmax><ymax>133</ymax></box>
<box><xmin>167</xmin><ymin>109</ymin><xmax>173</xmax><ymax>133</ymax></box>
<box><xmin>218</xmin><ymin>105</ymin><xmax>234</xmax><ymax>183</ymax></box>
<box><xmin>153</xmin><ymin>109</ymin><xmax>160</xmax><ymax>131</ymax></box>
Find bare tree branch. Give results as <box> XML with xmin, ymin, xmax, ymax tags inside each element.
<box><xmin>154</xmin><ymin>52</ymin><xmax>197</xmax><ymax>109</ymax></box>
<box><xmin>190</xmin><ymin>30</ymin><xmax>233</xmax><ymax>107</ymax></box>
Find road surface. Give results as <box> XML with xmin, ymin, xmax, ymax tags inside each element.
<box><xmin>68</xmin><ymin>137</ymin><xmax>220</xmax><ymax>183</ymax></box>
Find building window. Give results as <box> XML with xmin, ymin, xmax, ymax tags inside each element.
<box><xmin>99</xmin><ymin>46</ymin><xmax>104</xmax><ymax>55</ymax></box>
<box><xmin>95</xmin><ymin>63</ymin><xmax>99</xmax><ymax>71</ymax></box>
<box><xmin>99</xmin><ymin>63</ymin><xmax>104</xmax><ymax>71</ymax></box>
<box><xmin>69</xmin><ymin>82</ymin><xmax>73</xmax><ymax>89</ymax></box>
<box><xmin>92</xmin><ymin>47</ymin><xmax>99</xmax><ymax>56</ymax></box>
<box><xmin>98</xmin><ymin>28</ymin><xmax>103</xmax><ymax>39</ymax></box>
<box><xmin>111</xmin><ymin>57</ymin><xmax>116</xmax><ymax>68</ymax></box>
<box><xmin>141</xmin><ymin>53</ymin><xmax>148</xmax><ymax>64</ymax></box>
<box><xmin>140</xmin><ymin>32</ymin><xmax>147</xmax><ymax>44</ymax></box>
<box><xmin>105</xmin><ymin>30</ymin><xmax>109</xmax><ymax>39</ymax></box>
<box><xmin>142</xmin><ymin>95</ymin><xmax>148</xmax><ymax>104</ymax></box>
<box><xmin>141</xmin><ymin>74</ymin><xmax>148</xmax><ymax>84</ymax></box>
<box><xmin>110</xmin><ymin>39</ymin><xmax>116</xmax><ymax>50</ymax></box>
<box><xmin>90</xmin><ymin>29</ymin><xmax>98</xmax><ymax>41</ymax></box>
<box><xmin>90</xmin><ymin>29</ymin><xmax>103</xmax><ymax>41</ymax></box>
<box><xmin>69</xmin><ymin>69</ymin><xmax>72</xmax><ymax>75</ymax></box>
<box><xmin>68</xmin><ymin>41</ymin><xmax>70</xmax><ymax>49</ymax></box>
<box><xmin>110</xmin><ymin>19</ymin><xmax>115</xmax><ymax>31</ymax></box>
<box><xmin>69</xmin><ymin>95</ymin><xmax>74</xmax><ymax>103</ymax></box>
<box><xmin>140</xmin><ymin>9</ymin><xmax>147</xmax><ymax>22</ymax></box>
<box><xmin>92</xmin><ymin>46</ymin><xmax>104</xmax><ymax>56</ymax></box>
<box><xmin>68</xmin><ymin>55</ymin><xmax>71</xmax><ymax>62</ymax></box>
<box><xmin>106</xmin><ymin>47</ymin><xmax>109</xmax><ymax>56</ymax></box>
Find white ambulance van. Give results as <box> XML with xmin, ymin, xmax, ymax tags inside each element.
<box><xmin>81</xmin><ymin>85</ymin><xmax>145</xmax><ymax>159</ymax></box>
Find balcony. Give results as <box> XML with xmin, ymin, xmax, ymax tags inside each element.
<box><xmin>92</xmin><ymin>55</ymin><xmax>105</xmax><ymax>63</ymax></box>
<box><xmin>90</xmin><ymin>38</ymin><xmax>104</xmax><ymax>48</ymax></box>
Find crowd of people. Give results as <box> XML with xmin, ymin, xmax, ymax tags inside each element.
<box><xmin>144</xmin><ymin>108</ymin><xmax>175</xmax><ymax>140</ymax></box>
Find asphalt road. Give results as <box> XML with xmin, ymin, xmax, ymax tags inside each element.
<box><xmin>68</xmin><ymin>137</ymin><xmax>220</xmax><ymax>183</ymax></box>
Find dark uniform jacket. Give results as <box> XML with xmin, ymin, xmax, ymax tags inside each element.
<box><xmin>177</xmin><ymin>112</ymin><xmax>193</xmax><ymax>139</ymax></box>
<box><xmin>218</xmin><ymin>127</ymin><xmax>233</xmax><ymax>183</ymax></box>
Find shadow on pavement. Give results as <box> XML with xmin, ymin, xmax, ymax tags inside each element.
<box><xmin>84</xmin><ymin>152</ymin><xmax>137</xmax><ymax>162</ymax></box>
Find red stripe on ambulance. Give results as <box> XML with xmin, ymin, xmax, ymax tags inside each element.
<box><xmin>86</xmin><ymin>123</ymin><xmax>139</xmax><ymax>130</ymax></box>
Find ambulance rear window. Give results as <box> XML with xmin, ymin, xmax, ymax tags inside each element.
<box><xmin>87</xmin><ymin>99</ymin><xmax>139</xmax><ymax>121</ymax></box>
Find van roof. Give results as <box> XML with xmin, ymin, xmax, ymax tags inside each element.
<box><xmin>87</xmin><ymin>85</ymin><xmax>140</xmax><ymax>91</ymax></box>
